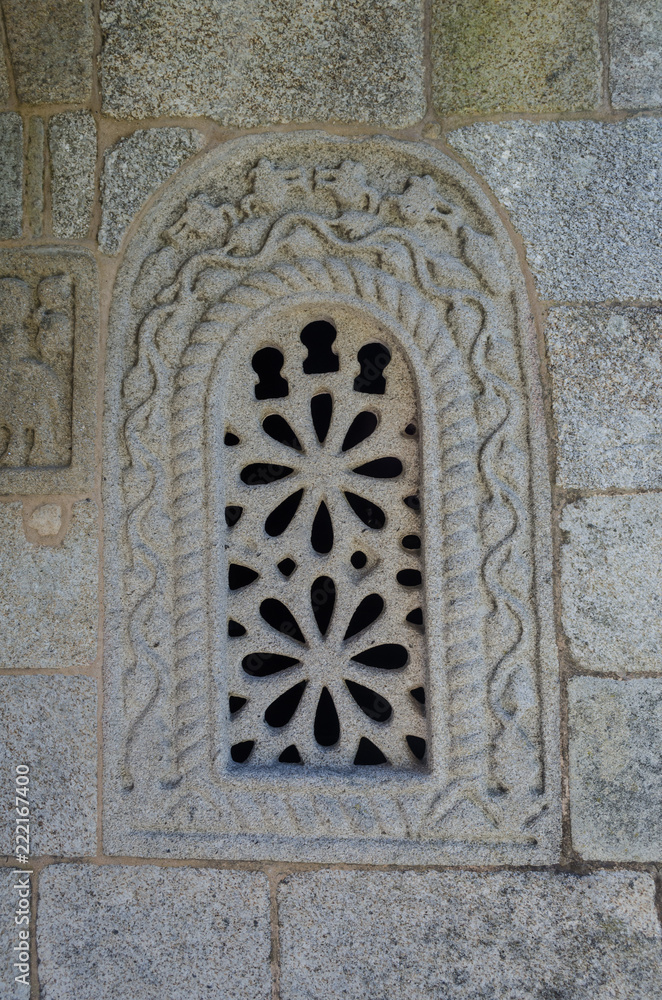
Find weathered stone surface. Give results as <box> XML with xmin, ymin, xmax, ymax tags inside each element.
<box><xmin>432</xmin><ymin>0</ymin><xmax>601</xmax><ymax>115</ymax></box>
<box><xmin>38</xmin><ymin>865</ymin><xmax>271</xmax><ymax>999</ymax></box>
<box><xmin>100</xmin><ymin>0</ymin><xmax>425</xmax><ymax>127</ymax></box>
<box><xmin>447</xmin><ymin>118</ymin><xmax>662</xmax><ymax>301</ymax></box>
<box><xmin>0</xmin><ymin>676</ymin><xmax>97</xmax><ymax>856</ymax></box>
<box><xmin>0</xmin><ymin>248</ymin><xmax>98</xmax><ymax>494</ymax></box>
<box><xmin>26</xmin><ymin>118</ymin><xmax>44</xmax><ymax>237</ymax></box>
<box><xmin>49</xmin><ymin>113</ymin><xmax>96</xmax><ymax>240</ymax></box>
<box><xmin>569</xmin><ymin>677</ymin><xmax>662</xmax><ymax>861</ymax></box>
<box><xmin>609</xmin><ymin>0</ymin><xmax>662</xmax><ymax>109</ymax></box>
<box><xmin>561</xmin><ymin>496</ymin><xmax>662</xmax><ymax>674</ymax></box>
<box><xmin>546</xmin><ymin>306</ymin><xmax>662</xmax><ymax>488</ymax></box>
<box><xmin>0</xmin><ymin>32</ymin><xmax>11</xmax><ymax>107</ymax></box>
<box><xmin>0</xmin><ymin>501</ymin><xmax>98</xmax><ymax>670</ymax></box>
<box><xmin>103</xmin><ymin>132</ymin><xmax>558</xmax><ymax>864</ymax></box>
<box><xmin>99</xmin><ymin>128</ymin><xmax>205</xmax><ymax>254</ymax></box>
<box><xmin>0</xmin><ymin>869</ymin><xmax>31</xmax><ymax>1000</ymax></box>
<box><xmin>279</xmin><ymin>869</ymin><xmax>662</xmax><ymax>999</ymax></box>
<box><xmin>2</xmin><ymin>0</ymin><xmax>94</xmax><ymax>104</ymax></box>
<box><xmin>0</xmin><ymin>113</ymin><xmax>22</xmax><ymax>240</ymax></box>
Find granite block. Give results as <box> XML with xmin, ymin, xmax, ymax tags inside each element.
<box><xmin>38</xmin><ymin>865</ymin><xmax>271</xmax><ymax>999</ymax></box>
<box><xmin>99</xmin><ymin>127</ymin><xmax>205</xmax><ymax>254</ymax></box>
<box><xmin>0</xmin><ymin>675</ymin><xmax>97</xmax><ymax>856</ymax></box>
<box><xmin>0</xmin><ymin>113</ymin><xmax>22</xmax><ymax>240</ymax></box>
<box><xmin>99</xmin><ymin>0</ymin><xmax>425</xmax><ymax>127</ymax></box>
<box><xmin>561</xmin><ymin>496</ymin><xmax>662</xmax><ymax>673</ymax></box>
<box><xmin>279</xmin><ymin>869</ymin><xmax>662</xmax><ymax>999</ymax></box>
<box><xmin>2</xmin><ymin>0</ymin><xmax>94</xmax><ymax>104</ymax></box>
<box><xmin>0</xmin><ymin>501</ymin><xmax>98</xmax><ymax>669</ymax></box>
<box><xmin>26</xmin><ymin>118</ymin><xmax>44</xmax><ymax>237</ymax></box>
<box><xmin>546</xmin><ymin>306</ymin><xmax>662</xmax><ymax>488</ymax></box>
<box><xmin>609</xmin><ymin>0</ymin><xmax>662</xmax><ymax>109</ymax></box>
<box><xmin>48</xmin><ymin>113</ymin><xmax>96</xmax><ymax>239</ymax></box>
<box><xmin>569</xmin><ymin>676</ymin><xmax>662</xmax><ymax>860</ymax></box>
<box><xmin>432</xmin><ymin>0</ymin><xmax>601</xmax><ymax>114</ymax></box>
<box><xmin>447</xmin><ymin>118</ymin><xmax>662</xmax><ymax>301</ymax></box>
<box><xmin>0</xmin><ymin>31</ymin><xmax>10</xmax><ymax>107</ymax></box>
<box><xmin>0</xmin><ymin>869</ymin><xmax>31</xmax><ymax>1000</ymax></box>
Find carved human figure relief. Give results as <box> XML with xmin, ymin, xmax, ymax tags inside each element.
<box><xmin>104</xmin><ymin>134</ymin><xmax>559</xmax><ymax>864</ymax></box>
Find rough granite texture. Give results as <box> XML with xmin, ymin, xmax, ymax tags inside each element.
<box><xmin>2</xmin><ymin>0</ymin><xmax>94</xmax><ymax>103</ymax></box>
<box><xmin>432</xmin><ymin>0</ymin><xmax>601</xmax><ymax>114</ymax></box>
<box><xmin>0</xmin><ymin>501</ymin><xmax>98</xmax><ymax>670</ymax></box>
<box><xmin>99</xmin><ymin>0</ymin><xmax>426</xmax><ymax>127</ymax></box>
<box><xmin>0</xmin><ymin>33</ymin><xmax>10</xmax><ymax>107</ymax></box>
<box><xmin>546</xmin><ymin>306</ymin><xmax>662</xmax><ymax>488</ymax></box>
<box><xmin>38</xmin><ymin>866</ymin><xmax>271</xmax><ymax>1000</ymax></box>
<box><xmin>561</xmin><ymin>496</ymin><xmax>662</xmax><ymax>674</ymax></box>
<box><xmin>26</xmin><ymin>118</ymin><xmax>44</xmax><ymax>237</ymax></box>
<box><xmin>99</xmin><ymin>128</ymin><xmax>206</xmax><ymax>254</ymax></box>
<box><xmin>279</xmin><ymin>869</ymin><xmax>662</xmax><ymax>999</ymax></box>
<box><xmin>48</xmin><ymin>113</ymin><xmax>97</xmax><ymax>240</ymax></box>
<box><xmin>569</xmin><ymin>677</ymin><xmax>662</xmax><ymax>861</ymax></box>
<box><xmin>0</xmin><ymin>869</ymin><xmax>31</xmax><ymax>1000</ymax></box>
<box><xmin>447</xmin><ymin>118</ymin><xmax>662</xmax><ymax>301</ymax></box>
<box><xmin>0</xmin><ymin>113</ymin><xmax>22</xmax><ymax>240</ymax></box>
<box><xmin>609</xmin><ymin>0</ymin><xmax>662</xmax><ymax>108</ymax></box>
<box><xmin>0</xmin><ymin>676</ymin><xmax>97</xmax><ymax>856</ymax></box>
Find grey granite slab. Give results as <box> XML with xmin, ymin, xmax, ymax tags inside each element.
<box><xmin>0</xmin><ymin>869</ymin><xmax>31</xmax><ymax>1000</ymax></box>
<box><xmin>609</xmin><ymin>0</ymin><xmax>662</xmax><ymax>108</ymax></box>
<box><xmin>447</xmin><ymin>118</ymin><xmax>662</xmax><ymax>301</ymax></box>
<box><xmin>48</xmin><ymin>113</ymin><xmax>96</xmax><ymax>240</ymax></box>
<box><xmin>569</xmin><ymin>676</ymin><xmax>662</xmax><ymax>861</ymax></box>
<box><xmin>0</xmin><ymin>113</ymin><xmax>22</xmax><ymax>240</ymax></box>
<box><xmin>279</xmin><ymin>869</ymin><xmax>662</xmax><ymax>999</ymax></box>
<box><xmin>0</xmin><ymin>675</ymin><xmax>97</xmax><ymax>856</ymax></box>
<box><xmin>38</xmin><ymin>865</ymin><xmax>271</xmax><ymax>1000</ymax></box>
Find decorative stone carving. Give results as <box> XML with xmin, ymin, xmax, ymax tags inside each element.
<box><xmin>0</xmin><ymin>250</ymin><xmax>98</xmax><ymax>494</ymax></box>
<box><xmin>104</xmin><ymin>133</ymin><xmax>558</xmax><ymax>863</ymax></box>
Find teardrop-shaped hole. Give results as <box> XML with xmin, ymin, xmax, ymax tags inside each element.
<box><xmin>228</xmin><ymin>619</ymin><xmax>246</xmax><ymax>637</ymax></box>
<box><xmin>344</xmin><ymin>491</ymin><xmax>385</xmax><ymax>529</ymax></box>
<box><xmin>228</xmin><ymin>564</ymin><xmax>259</xmax><ymax>591</ymax></box>
<box><xmin>265</xmin><ymin>489</ymin><xmax>304</xmax><ymax>537</ymax></box>
<box><xmin>265</xmin><ymin>680</ymin><xmax>308</xmax><ymax>728</ymax></box>
<box><xmin>314</xmin><ymin>686</ymin><xmax>340</xmax><ymax>746</ymax></box>
<box><xmin>241</xmin><ymin>463</ymin><xmax>293</xmax><ymax>486</ymax></box>
<box><xmin>351</xmin><ymin>644</ymin><xmax>409</xmax><ymax>670</ymax></box>
<box><xmin>252</xmin><ymin>347</ymin><xmax>288</xmax><ymax>399</ymax></box>
<box><xmin>405</xmin><ymin>422</ymin><xmax>417</xmax><ymax>436</ymax></box>
<box><xmin>279</xmin><ymin>744</ymin><xmax>303</xmax><ymax>764</ymax></box>
<box><xmin>311</xmin><ymin>501</ymin><xmax>333</xmax><ymax>554</ymax></box>
<box><xmin>406</xmin><ymin>608</ymin><xmax>424</xmax><ymax>628</ymax></box>
<box><xmin>224</xmin><ymin>431</ymin><xmax>240</xmax><ymax>446</ymax></box>
<box><xmin>342</xmin><ymin>411</ymin><xmax>378</xmax><ymax>452</ymax></box>
<box><xmin>311</xmin><ymin>576</ymin><xmax>335</xmax><ymax>636</ymax></box>
<box><xmin>397</xmin><ymin>569</ymin><xmax>422</xmax><ymax>588</ymax></box>
<box><xmin>343</xmin><ymin>593</ymin><xmax>384</xmax><ymax>640</ymax></box>
<box><xmin>354</xmin><ymin>343</ymin><xmax>391</xmax><ymax>395</ymax></box>
<box><xmin>242</xmin><ymin>653</ymin><xmax>300</xmax><ymax>677</ymax></box>
<box><xmin>345</xmin><ymin>680</ymin><xmax>392</xmax><ymax>722</ymax></box>
<box><xmin>230</xmin><ymin>740</ymin><xmax>254</xmax><ymax>763</ymax></box>
<box><xmin>262</xmin><ymin>414</ymin><xmax>302</xmax><ymax>451</ymax></box>
<box><xmin>229</xmin><ymin>696</ymin><xmax>247</xmax><ymax>714</ymax></box>
<box><xmin>353</xmin><ymin>737</ymin><xmax>388</xmax><ymax>765</ymax></box>
<box><xmin>406</xmin><ymin>735</ymin><xmax>426</xmax><ymax>760</ymax></box>
<box><xmin>259</xmin><ymin>598</ymin><xmax>305</xmax><ymax>643</ymax></box>
<box><xmin>311</xmin><ymin>393</ymin><xmax>333</xmax><ymax>443</ymax></box>
<box><xmin>301</xmin><ymin>321</ymin><xmax>339</xmax><ymax>374</ymax></box>
<box><xmin>225</xmin><ymin>505</ymin><xmax>243</xmax><ymax>527</ymax></box>
<box><xmin>404</xmin><ymin>494</ymin><xmax>420</xmax><ymax>511</ymax></box>
<box><xmin>410</xmin><ymin>686</ymin><xmax>426</xmax><ymax>706</ymax></box>
<box><xmin>353</xmin><ymin>457</ymin><xmax>403</xmax><ymax>478</ymax></box>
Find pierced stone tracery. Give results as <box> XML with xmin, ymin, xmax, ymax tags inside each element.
<box><xmin>223</xmin><ymin>316</ymin><xmax>428</xmax><ymax>770</ymax></box>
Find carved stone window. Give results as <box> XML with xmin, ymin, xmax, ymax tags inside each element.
<box><xmin>104</xmin><ymin>134</ymin><xmax>560</xmax><ymax>865</ymax></box>
<box><xmin>222</xmin><ymin>312</ymin><xmax>427</xmax><ymax>769</ymax></box>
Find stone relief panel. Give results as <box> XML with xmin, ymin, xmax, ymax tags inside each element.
<box><xmin>0</xmin><ymin>250</ymin><xmax>98</xmax><ymax>494</ymax></box>
<box><xmin>104</xmin><ymin>133</ymin><xmax>559</xmax><ymax>864</ymax></box>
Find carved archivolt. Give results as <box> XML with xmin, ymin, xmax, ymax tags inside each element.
<box><xmin>104</xmin><ymin>134</ymin><xmax>559</xmax><ymax>863</ymax></box>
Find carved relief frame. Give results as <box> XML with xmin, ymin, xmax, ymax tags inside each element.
<box><xmin>103</xmin><ymin>133</ymin><xmax>560</xmax><ymax>863</ymax></box>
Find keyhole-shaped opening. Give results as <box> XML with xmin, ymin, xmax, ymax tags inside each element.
<box><xmin>354</xmin><ymin>342</ymin><xmax>391</xmax><ymax>395</ymax></box>
<box><xmin>252</xmin><ymin>346</ymin><xmax>289</xmax><ymax>399</ymax></box>
<box><xmin>301</xmin><ymin>321</ymin><xmax>340</xmax><ymax>374</ymax></box>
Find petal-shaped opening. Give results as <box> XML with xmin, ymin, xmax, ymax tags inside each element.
<box><xmin>353</xmin><ymin>457</ymin><xmax>402</xmax><ymax>478</ymax></box>
<box><xmin>406</xmin><ymin>735</ymin><xmax>426</xmax><ymax>761</ymax></box>
<box><xmin>228</xmin><ymin>564</ymin><xmax>259</xmax><ymax>590</ymax></box>
<box><xmin>230</xmin><ymin>740</ymin><xmax>254</xmax><ymax>763</ymax></box>
<box><xmin>345</xmin><ymin>680</ymin><xmax>392</xmax><ymax>722</ymax></box>
<box><xmin>344</xmin><ymin>491</ymin><xmax>385</xmax><ymax>529</ymax></box>
<box><xmin>265</xmin><ymin>681</ymin><xmax>308</xmax><ymax>728</ymax></box>
<box><xmin>311</xmin><ymin>393</ymin><xmax>333</xmax><ymax>443</ymax></box>
<box><xmin>343</xmin><ymin>593</ymin><xmax>384</xmax><ymax>640</ymax></box>
<box><xmin>259</xmin><ymin>598</ymin><xmax>306</xmax><ymax>643</ymax></box>
<box><xmin>406</xmin><ymin>608</ymin><xmax>424</xmax><ymax>628</ymax></box>
<box><xmin>242</xmin><ymin>653</ymin><xmax>300</xmax><ymax>677</ymax></box>
<box><xmin>262</xmin><ymin>414</ymin><xmax>302</xmax><ymax>451</ymax></box>
<box><xmin>241</xmin><ymin>463</ymin><xmax>293</xmax><ymax>486</ymax></box>
<box><xmin>342</xmin><ymin>411</ymin><xmax>378</xmax><ymax>451</ymax></box>
<box><xmin>228</xmin><ymin>619</ymin><xmax>246</xmax><ymax>637</ymax></box>
<box><xmin>265</xmin><ymin>489</ymin><xmax>304</xmax><ymax>537</ymax></box>
<box><xmin>351</xmin><ymin>644</ymin><xmax>409</xmax><ymax>670</ymax></box>
<box><xmin>311</xmin><ymin>576</ymin><xmax>335</xmax><ymax>636</ymax></box>
<box><xmin>314</xmin><ymin>686</ymin><xmax>340</xmax><ymax>746</ymax></box>
<box><xmin>311</xmin><ymin>501</ymin><xmax>333</xmax><ymax>554</ymax></box>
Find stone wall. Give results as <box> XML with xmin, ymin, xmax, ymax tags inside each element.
<box><xmin>1</xmin><ymin>2</ymin><xmax>661</xmax><ymax>997</ymax></box>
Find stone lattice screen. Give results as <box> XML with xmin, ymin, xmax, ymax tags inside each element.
<box><xmin>1</xmin><ymin>2</ymin><xmax>662</xmax><ymax>998</ymax></box>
